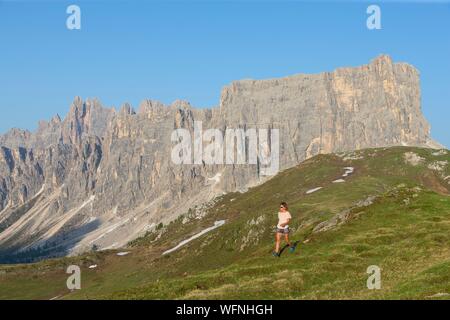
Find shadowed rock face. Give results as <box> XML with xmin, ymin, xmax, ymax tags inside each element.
<box><xmin>0</xmin><ymin>55</ymin><xmax>441</xmax><ymax>260</ymax></box>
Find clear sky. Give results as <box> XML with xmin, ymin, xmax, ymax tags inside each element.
<box><xmin>0</xmin><ymin>0</ymin><xmax>449</xmax><ymax>147</ymax></box>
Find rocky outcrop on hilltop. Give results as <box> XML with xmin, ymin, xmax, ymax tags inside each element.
<box><xmin>0</xmin><ymin>55</ymin><xmax>441</xmax><ymax>261</ymax></box>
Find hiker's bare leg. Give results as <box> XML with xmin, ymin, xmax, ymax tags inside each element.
<box><xmin>284</xmin><ymin>233</ymin><xmax>291</xmax><ymax>247</ymax></box>
<box><xmin>275</xmin><ymin>232</ymin><xmax>281</xmax><ymax>253</ymax></box>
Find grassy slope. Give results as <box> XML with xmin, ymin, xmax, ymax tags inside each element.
<box><xmin>0</xmin><ymin>146</ymin><xmax>449</xmax><ymax>300</ymax></box>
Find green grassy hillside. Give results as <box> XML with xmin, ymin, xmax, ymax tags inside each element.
<box><xmin>0</xmin><ymin>146</ymin><xmax>449</xmax><ymax>300</ymax></box>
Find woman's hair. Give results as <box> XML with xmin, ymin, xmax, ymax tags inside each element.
<box><xmin>280</xmin><ymin>202</ymin><xmax>288</xmax><ymax>210</ymax></box>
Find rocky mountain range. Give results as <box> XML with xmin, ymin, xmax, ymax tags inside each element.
<box><xmin>0</xmin><ymin>55</ymin><xmax>441</xmax><ymax>261</ymax></box>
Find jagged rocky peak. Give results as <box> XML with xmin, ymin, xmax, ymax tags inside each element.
<box><xmin>69</xmin><ymin>95</ymin><xmax>85</xmax><ymax>114</ymax></box>
<box><xmin>61</xmin><ymin>97</ymin><xmax>88</xmax><ymax>145</ymax></box>
<box><xmin>119</xmin><ymin>103</ymin><xmax>135</xmax><ymax>116</ymax></box>
<box><xmin>138</xmin><ymin>99</ymin><xmax>166</xmax><ymax>114</ymax></box>
<box><xmin>6</xmin><ymin>128</ymin><xmax>32</xmax><ymax>137</ymax></box>
<box><xmin>172</xmin><ymin>100</ymin><xmax>201</xmax><ymax>127</ymax></box>
<box><xmin>51</xmin><ymin>114</ymin><xmax>62</xmax><ymax>124</ymax></box>
<box><xmin>372</xmin><ymin>53</ymin><xmax>392</xmax><ymax>63</ymax></box>
<box><xmin>368</xmin><ymin>54</ymin><xmax>417</xmax><ymax>75</ymax></box>
<box><xmin>0</xmin><ymin>128</ymin><xmax>32</xmax><ymax>149</ymax></box>
<box><xmin>171</xmin><ymin>100</ymin><xmax>193</xmax><ymax>110</ymax></box>
<box><xmin>61</xmin><ymin>97</ymin><xmax>115</xmax><ymax>143</ymax></box>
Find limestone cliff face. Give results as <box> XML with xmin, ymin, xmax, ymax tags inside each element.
<box><xmin>0</xmin><ymin>55</ymin><xmax>440</xmax><ymax>260</ymax></box>
<box><xmin>218</xmin><ymin>55</ymin><xmax>436</xmax><ymax>162</ymax></box>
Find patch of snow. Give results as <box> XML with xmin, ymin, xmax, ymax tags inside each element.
<box><xmin>306</xmin><ymin>187</ymin><xmax>323</xmax><ymax>194</ymax></box>
<box><xmin>333</xmin><ymin>179</ymin><xmax>345</xmax><ymax>183</ymax></box>
<box><xmin>162</xmin><ymin>220</ymin><xmax>226</xmax><ymax>256</ymax></box>
<box><xmin>117</xmin><ymin>252</ymin><xmax>130</xmax><ymax>256</ymax></box>
<box><xmin>88</xmin><ymin>265</ymin><xmax>97</xmax><ymax>269</ymax></box>
<box><xmin>342</xmin><ymin>167</ymin><xmax>354</xmax><ymax>177</ymax></box>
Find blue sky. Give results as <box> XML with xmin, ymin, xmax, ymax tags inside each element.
<box><xmin>0</xmin><ymin>0</ymin><xmax>449</xmax><ymax>147</ymax></box>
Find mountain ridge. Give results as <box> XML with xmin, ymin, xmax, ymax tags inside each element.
<box><xmin>0</xmin><ymin>55</ymin><xmax>442</xmax><ymax>261</ymax></box>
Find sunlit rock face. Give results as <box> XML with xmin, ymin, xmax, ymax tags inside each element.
<box><xmin>0</xmin><ymin>55</ymin><xmax>440</xmax><ymax>260</ymax></box>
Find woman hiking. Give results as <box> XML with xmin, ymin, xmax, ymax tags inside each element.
<box><xmin>273</xmin><ymin>202</ymin><xmax>296</xmax><ymax>257</ymax></box>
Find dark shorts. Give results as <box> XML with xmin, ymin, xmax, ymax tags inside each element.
<box><xmin>276</xmin><ymin>227</ymin><xmax>290</xmax><ymax>234</ymax></box>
